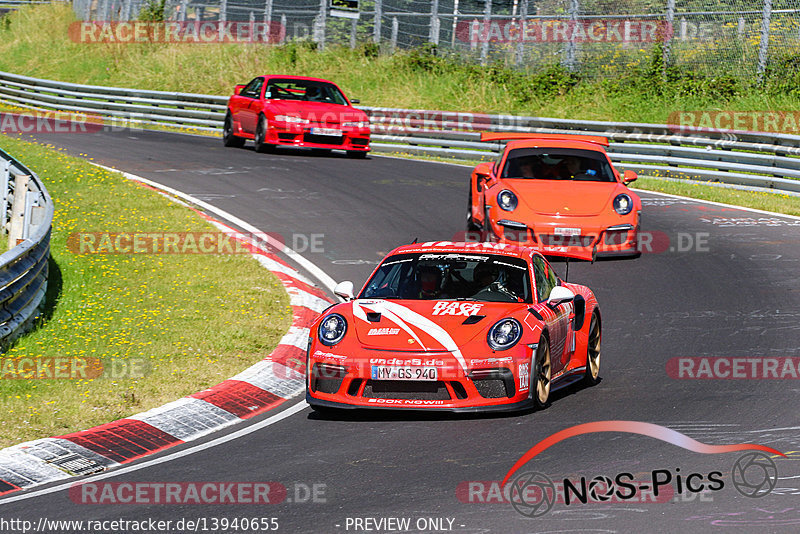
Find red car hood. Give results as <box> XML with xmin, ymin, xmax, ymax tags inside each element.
<box><xmin>269</xmin><ymin>100</ymin><xmax>365</xmax><ymax>125</ymax></box>
<box><xmin>506</xmin><ymin>180</ymin><xmax>622</xmax><ymax>217</ymax></box>
<box><xmin>350</xmin><ymin>299</ymin><xmax>524</xmax><ymax>352</ymax></box>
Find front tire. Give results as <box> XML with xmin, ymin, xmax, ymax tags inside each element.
<box><xmin>346</xmin><ymin>150</ymin><xmax>367</xmax><ymax>159</ymax></box>
<box><xmin>532</xmin><ymin>336</ymin><xmax>551</xmax><ymax>408</ymax></box>
<box><xmin>583</xmin><ymin>311</ymin><xmax>601</xmax><ymax>386</ymax></box>
<box><xmin>222</xmin><ymin>112</ymin><xmax>245</xmax><ymax>148</ymax></box>
<box><xmin>254</xmin><ymin>115</ymin><xmax>275</xmax><ymax>153</ymax></box>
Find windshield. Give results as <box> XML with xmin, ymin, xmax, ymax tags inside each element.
<box><xmin>264</xmin><ymin>79</ymin><xmax>349</xmax><ymax>105</ymax></box>
<box><xmin>360</xmin><ymin>253</ymin><xmax>532</xmax><ymax>303</ymax></box>
<box><xmin>501</xmin><ymin>147</ymin><xmax>616</xmax><ymax>182</ymax></box>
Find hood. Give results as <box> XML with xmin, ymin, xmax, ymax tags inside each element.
<box><xmin>504</xmin><ymin>180</ymin><xmax>623</xmax><ymax>217</ymax></box>
<box><xmin>269</xmin><ymin>100</ymin><xmax>365</xmax><ymax>125</ymax></box>
<box><xmin>349</xmin><ymin>299</ymin><xmax>525</xmax><ymax>352</ymax></box>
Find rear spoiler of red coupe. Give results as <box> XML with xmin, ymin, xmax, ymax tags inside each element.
<box><xmin>480</xmin><ymin>132</ymin><xmax>610</xmax><ymax>147</ymax></box>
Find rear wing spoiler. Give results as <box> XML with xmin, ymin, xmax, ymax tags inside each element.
<box><xmin>480</xmin><ymin>132</ymin><xmax>610</xmax><ymax>147</ymax></box>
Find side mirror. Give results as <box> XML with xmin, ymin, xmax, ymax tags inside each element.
<box><xmin>547</xmin><ymin>286</ymin><xmax>575</xmax><ymax>308</ymax></box>
<box><xmin>474</xmin><ymin>162</ymin><xmax>493</xmax><ymax>192</ymax></box>
<box><xmin>350</xmin><ymin>98</ymin><xmax>360</xmax><ymax>104</ymax></box>
<box><xmin>234</xmin><ymin>84</ymin><xmax>246</xmax><ymax>95</ymax></box>
<box><xmin>622</xmin><ymin>170</ymin><xmax>637</xmax><ymax>184</ymax></box>
<box><xmin>334</xmin><ymin>281</ymin><xmax>355</xmax><ymax>301</ymax></box>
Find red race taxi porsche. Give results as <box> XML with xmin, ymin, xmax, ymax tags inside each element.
<box><xmin>468</xmin><ymin>133</ymin><xmax>642</xmax><ymax>258</ymax></box>
<box><xmin>306</xmin><ymin>241</ymin><xmax>601</xmax><ymax>412</ymax></box>
<box><xmin>223</xmin><ymin>75</ymin><xmax>370</xmax><ymax>157</ymax></box>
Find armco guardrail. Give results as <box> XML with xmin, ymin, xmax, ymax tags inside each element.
<box><xmin>0</xmin><ymin>148</ymin><xmax>52</xmax><ymax>349</ymax></box>
<box><xmin>1</xmin><ymin>70</ymin><xmax>799</xmax><ymax>193</ymax></box>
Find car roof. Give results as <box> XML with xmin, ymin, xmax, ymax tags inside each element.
<box><xmin>387</xmin><ymin>241</ymin><xmax>534</xmax><ymax>260</ymax></box>
<box><xmin>261</xmin><ymin>75</ymin><xmax>339</xmax><ymax>84</ymax></box>
<box><xmin>505</xmin><ymin>139</ymin><xmax>608</xmax><ymax>153</ymax></box>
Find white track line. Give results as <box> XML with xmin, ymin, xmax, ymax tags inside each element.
<box><xmin>92</xmin><ymin>163</ymin><xmax>338</xmax><ymax>292</ymax></box>
<box><xmin>0</xmin><ymin>402</ymin><xmax>309</xmax><ymax>505</ymax></box>
<box><xmin>630</xmin><ymin>187</ymin><xmax>800</xmax><ymax>221</ymax></box>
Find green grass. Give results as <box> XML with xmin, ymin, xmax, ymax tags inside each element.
<box><xmin>2</xmin><ymin>4</ymin><xmax>799</xmax><ymax>218</ymax></box>
<box><xmin>0</xmin><ymin>134</ymin><xmax>292</xmax><ymax>448</ymax></box>
<box><xmin>3</xmin><ymin>4</ymin><xmax>800</xmax><ymax>125</ymax></box>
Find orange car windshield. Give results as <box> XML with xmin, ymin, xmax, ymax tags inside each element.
<box><xmin>360</xmin><ymin>253</ymin><xmax>532</xmax><ymax>303</ymax></box>
<box><xmin>502</xmin><ymin>148</ymin><xmax>615</xmax><ymax>182</ymax></box>
<box><xmin>264</xmin><ymin>79</ymin><xmax>348</xmax><ymax>105</ymax></box>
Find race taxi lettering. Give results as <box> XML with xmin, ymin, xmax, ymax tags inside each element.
<box><xmin>432</xmin><ymin>302</ymin><xmax>484</xmax><ymax>316</ymax></box>
<box><xmin>367</xmin><ymin>328</ymin><xmax>400</xmax><ymax>336</ymax></box>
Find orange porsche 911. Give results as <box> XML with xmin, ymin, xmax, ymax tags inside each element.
<box><xmin>467</xmin><ymin>133</ymin><xmax>642</xmax><ymax>258</ymax></box>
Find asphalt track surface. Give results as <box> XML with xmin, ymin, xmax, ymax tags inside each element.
<box><xmin>2</xmin><ymin>128</ymin><xmax>800</xmax><ymax>533</ymax></box>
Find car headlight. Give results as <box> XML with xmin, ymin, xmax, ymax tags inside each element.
<box><xmin>487</xmin><ymin>318</ymin><xmax>523</xmax><ymax>351</ymax></box>
<box><xmin>613</xmin><ymin>194</ymin><xmax>633</xmax><ymax>215</ymax></box>
<box><xmin>274</xmin><ymin>115</ymin><xmax>310</xmax><ymax>124</ymax></box>
<box><xmin>342</xmin><ymin>121</ymin><xmax>370</xmax><ymax>128</ymax></box>
<box><xmin>318</xmin><ymin>313</ymin><xmax>347</xmax><ymax>346</ymax></box>
<box><xmin>497</xmin><ymin>190</ymin><xmax>518</xmax><ymax>212</ymax></box>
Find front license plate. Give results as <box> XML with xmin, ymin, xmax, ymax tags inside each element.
<box><xmin>554</xmin><ymin>227</ymin><xmax>581</xmax><ymax>236</ymax></box>
<box><xmin>311</xmin><ymin>128</ymin><xmax>342</xmax><ymax>137</ymax></box>
<box><xmin>371</xmin><ymin>366</ymin><xmax>438</xmax><ymax>381</ymax></box>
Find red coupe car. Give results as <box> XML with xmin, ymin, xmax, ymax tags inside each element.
<box><xmin>306</xmin><ymin>241</ymin><xmax>601</xmax><ymax>412</ymax></box>
<box><xmin>468</xmin><ymin>133</ymin><xmax>642</xmax><ymax>258</ymax></box>
<box><xmin>223</xmin><ymin>75</ymin><xmax>370</xmax><ymax>157</ymax></box>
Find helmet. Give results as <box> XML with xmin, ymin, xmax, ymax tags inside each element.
<box><xmin>474</xmin><ymin>262</ymin><xmax>499</xmax><ymax>285</ymax></box>
<box><xmin>418</xmin><ymin>264</ymin><xmax>443</xmax><ymax>296</ymax></box>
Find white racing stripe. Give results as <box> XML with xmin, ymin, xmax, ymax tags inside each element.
<box><xmin>355</xmin><ymin>300</ymin><xmax>469</xmax><ymax>373</ymax></box>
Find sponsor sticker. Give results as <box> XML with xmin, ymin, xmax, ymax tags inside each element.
<box><xmin>367</xmin><ymin>328</ymin><xmax>400</xmax><ymax>336</ymax></box>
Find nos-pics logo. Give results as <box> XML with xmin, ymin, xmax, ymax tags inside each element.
<box><xmin>502</xmin><ymin>421</ymin><xmax>782</xmax><ymax>518</ymax></box>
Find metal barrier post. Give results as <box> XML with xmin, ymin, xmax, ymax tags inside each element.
<box><xmin>757</xmin><ymin>0</ymin><xmax>773</xmax><ymax>83</ymax></box>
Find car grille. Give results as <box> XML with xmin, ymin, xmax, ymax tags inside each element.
<box><xmin>350</xmin><ymin>138</ymin><xmax>369</xmax><ymax>146</ymax></box>
<box><xmin>304</xmin><ymin>133</ymin><xmax>344</xmax><ymax>145</ymax></box>
<box><xmin>362</xmin><ymin>380</ymin><xmax>451</xmax><ymax>400</ymax></box>
<box><xmin>604</xmin><ymin>230</ymin><xmax>631</xmax><ymax>245</ymax></box>
<box><xmin>310</xmin><ymin>363</ymin><xmax>345</xmax><ymax>395</ymax></box>
<box><xmin>502</xmin><ymin>227</ymin><xmax>529</xmax><ymax>242</ymax></box>
<box><xmin>470</xmin><ymin>368</ymin><xmax>515</xmax><ymax>399</ymax></box>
